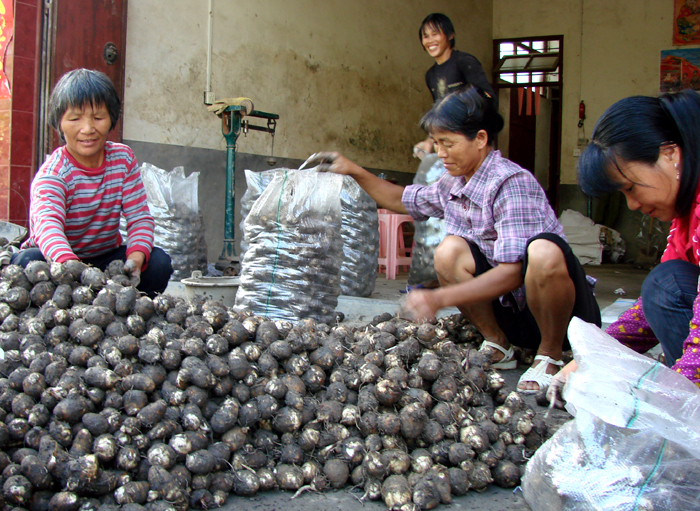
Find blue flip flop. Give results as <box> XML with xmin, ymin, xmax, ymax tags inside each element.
<box><xmin>399</xmin><ymin>284</ymin><xmax>427</xmax><ymax>294</ymax></box>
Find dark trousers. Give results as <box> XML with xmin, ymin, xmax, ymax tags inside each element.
<box><xmin>641</xmin><ymin>259</ymin><xmax>699</xmax><ymax>366</ymax></box>
<box><xmin>469</xmin><ymin>233</ymin><xmax>601</xmax><ymax>350</ymax></box>
<box><xmin>11</xmin><ymin>246</ymin><xmax>173</xmax><ymax>297</ymax></box>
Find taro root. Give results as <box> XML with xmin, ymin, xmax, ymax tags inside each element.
<box><xmin>122</xmin><ymin>374</ymin><xmax>156</xmax><ymax>393</ymax></box>
<box><xmin>84</xmin><ymin>367</ymin><xmax>119</xmax><ymax>390</ymax></box>
<box><xmin>272</xmin><ymin>407</ymin><xmax>302</xmax><ymax>433</ymax></box>
<box><xmin>382</xmin><ymin>474</ymin><xmax>412</xmax><ymax>511</ymax></box>
<box><xmin>25</xmin><ymin>261</ymin><xmax>51</xmax><ymax>284</ymax></box>
<box><xmin>48</xmin><ymin>491</ymin><xmax>80</xmax><ymax>511</ymax></box>
<box><xmin>3</xmin><ymin>473</ymin><xmax>33</xmax><ymax>505</ymax></box>
<box><xmin>4</xmin><ymin>287</ymin><xmax>30</xmax><ymax>311</ymax></box>
<box><xmin>210</xmin><ymin>398</ymin><xmax>239</xmax><ymax>434</ymax></box>
<box><xmin>275</xmin><ymin>464</ymin><xmax>304</xmax><ymax>491</ymax></box>
<box><xmin>186</xmin><ymin>449</ymin><xmax>216</xmax><ymax>475</ymax></box>
<box><xmin>467</xmin><ymin>460</ymin><xmax>494</xmax><ymax>491</ymax></box>
<box><xmin>460</xmin><ymin>425</ymin><xmax>490</xmax><ymax>454</ymax></box>
<box><xmin>491</xmin><ymin>460</ymin><xmax>520</xmax><ymax>488</ymax></box>
<box><xmin>4</xmin><ymin>265</ymin><xmax>32</xmax><ymax>290</ymax></box>
<box><xmin>0</xmin><ymin>257</ymin><xmax>554</xmax><ymax>509</ymax></box>
<box><xmin>400</xmin><ymin>402</ymin><xmax>428</xmax><ymax>439</ymax></box>
<box><xmin>30</xmin><ymin>281</ymin><xmax>56</xmax><ymax>307</ymax></box>
<box><xmin>233</xmin><ymin>469</ymin><xmax>260</xmax><ymax>496</ymax></box>
<box><xmin>114</xmin><ymin>480</ymin><xmax>149</xmax><ymax>504</ymax></box>
<box><xmin>413</xmin><ymin>468</ymin><xmax>452</xmax><ymax>510</ymax></box>
<box><xmin>323</xmin><ymin>459</ymin><xmax>349</xmax><ymax>489</ymax></box>
<box><xmin>80</xmin><ymin>267</ymin><xmax>106</xmax><ymax>291</ymax></box>
<box><xmin>53</xmin><ymin>396</ymin><xmax>89</xmax><ymax>424</ymax></box>
<box><xmin>137</xmin><ymin>400</ymin><xmax>167</xmax><ymax>427</ymax></box>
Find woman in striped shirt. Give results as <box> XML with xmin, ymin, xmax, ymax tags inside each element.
<box><xmin>12</xmin><ymin>69</ymin><xmax>172</xmax><ymax>297</ymax></box>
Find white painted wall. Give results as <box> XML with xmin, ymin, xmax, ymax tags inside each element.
<box><xmin>123</xmin><ymin>1</ymin><xmax>493</xmax><ymax>173</ymax></box>
<box><xmin>494</xmin><ymin>0</ymin><xmax>673</xmax><ymax>184</ymax></box>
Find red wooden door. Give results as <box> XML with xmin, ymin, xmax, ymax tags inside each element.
<box><xmin>50</xmin><ymin>0</ymin><xmax>128</xmax><ymax>149</ymax></box>
<box><xmin>507</xmin><ymin>90</ymin><xmax>537</xmax><ymax>175</ymax></box>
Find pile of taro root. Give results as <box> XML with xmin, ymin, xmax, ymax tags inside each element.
<box><xmin>0</xmin><ymin>260</ymin><xmax>550</xmax><ymax>511</ymax></box>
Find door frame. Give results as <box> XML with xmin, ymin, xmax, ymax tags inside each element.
<box><xmin>492</xmin><ymin>36</ymin><xmax>563</xmax><ymax>211</ymax></box>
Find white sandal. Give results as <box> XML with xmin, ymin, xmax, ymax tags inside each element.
<box><xmin>480</xmin><ymin>341</ymin><xmax>517</xmax><ymax>370</ymax></box>
<box><xmin>517</xmin><ymin>355</ymin><xmax>564</xmax><ymax>394</ymax></box>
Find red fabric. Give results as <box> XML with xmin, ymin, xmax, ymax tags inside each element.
<box><xmin>661</xmin><ymin>182</ymin><xmax>700</xmax><ymax>267</ymax></box>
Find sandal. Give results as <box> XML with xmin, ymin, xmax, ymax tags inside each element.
<box><xmin>480</xmin><ymin>340</ymin><xmax>517</xmax><ymax>370</ymax></box>
<box><xmin>517</xmin><ymin>355</ymin><xmax>564</xmax><ymax>395</ymax></box>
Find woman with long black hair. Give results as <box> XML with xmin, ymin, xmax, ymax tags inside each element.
<box><xmin>576</xmin><ymin>90</ymin><xmax>700</xmax><ymax>386</ymax></box>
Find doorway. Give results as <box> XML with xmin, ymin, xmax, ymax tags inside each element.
<box><xmin>492</xmin><ymin>36</ymin><xmax>563</xmax><ymax>210</ymax></box>
<box><xmin>37</xmin><ymin>0</ymin><xmax>128</xmax><ymax>165</ymax></box>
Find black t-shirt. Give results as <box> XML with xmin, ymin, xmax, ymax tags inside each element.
<box><xmin>425</xmin><ymin>50</ymin><xmax>496</xmax><ymax>102</ymax></box>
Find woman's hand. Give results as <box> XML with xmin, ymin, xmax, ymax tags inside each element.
<box><xmin>124</xmin><ymin>251</ymin><xmax>146</xmax><ymax>287</ymax></box>
<box><xmin>301</xmin><ymin>152</ymin><xmax>362</xmax><ymax>176</ymax></box>
<box><xmin>414</xmin><ymin>139</ymin><xmax>433</xmax><ymax>158</ymax></box>
<box><xmin>399</xmin><ymin>289</ymin><xmax>443</xmax><ymax>323</ymax></box>
<box><xmin>546</xmin><ymin>360</ymin><xmax>578</xmax><ymax>409</ymax></box>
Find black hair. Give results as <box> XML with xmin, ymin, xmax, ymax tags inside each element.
<box><xmin>578</xmin><ymin>90</ymin><xmax>700</xmax><ymax>217</ymax></box>
<box><xmin>419</xmin><ymin>13</ymin><xmax>456</xmax><ymax>49</ymax></box>
<box><xmin>47</xmin><ymin>69</ymin><xmax>121</xmax><ymax>142</ymax></box>
<box><xmin>420</xmin><ymin>85</ymin><xmax>503</xmax><ymax>145</ymax></box>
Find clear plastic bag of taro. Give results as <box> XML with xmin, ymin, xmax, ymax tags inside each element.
<box><xmin>234</xmin><ymin>170</ymin><xmax>344</xmax><ymax>324</ymax></box>
<box><xmin>523</xmin><ymin>317</ymin><xmax>700</xmax><ymax>511</ymax></box>
<box><xmin>339</xmin><ymin>176</ymin><xmax>379</xmax><ymax>297</ymax></box>
<box><xmin>408</xmin><ymin>154</ymin><xmax>448</xmax><ymax>286</ymax></box>
<box><xmin>139</xmin><ymin>163</ymin><xmax>208</xmax><ymax>281</ymax></box>
<box><xmin>239</xmin><ymin>168</ymin><xmax>289</xmax><ymax>258</ymax></box>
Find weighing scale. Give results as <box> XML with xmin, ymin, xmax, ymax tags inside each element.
<box><xmin>215</xmin><ymin>104</ymin><xmax>279</xmax><ymax>274</ymax></box>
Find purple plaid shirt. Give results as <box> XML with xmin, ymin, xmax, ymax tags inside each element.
<box><xmin>402</xmin><ymin>150</ymin><xmax>564</xmax><ymax>309</ymax></box>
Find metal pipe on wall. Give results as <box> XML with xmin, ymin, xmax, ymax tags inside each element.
<box><xmin>36</xmin><ymin>0</ymin><xmax>55</xmax><ymax>166</ymax></box>
<box><xmin>204</xmin><ymin>0</ymin><xmax>214</xmax><ymax>104</ymax></box>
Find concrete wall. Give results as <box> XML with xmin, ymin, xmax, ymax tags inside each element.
<box><xmin>493</xmin><ymin>0</ymin><xmax>674</xmax><ymax>264</ymax></box>
<box><xmin>123</xmin><ymin>1</ymin><xmax>492</xmax><ymax>261</ymax></box>
<box><xmin>494</xmin><ymin>0</ymin><xmax>673</xmax><ymax>185</ymax></box>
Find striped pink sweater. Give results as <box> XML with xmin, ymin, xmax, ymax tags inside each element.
<box><xmin>22</xmin><ymin>142</ymin><xmax>155</xmax><ymax>264</ymax></box>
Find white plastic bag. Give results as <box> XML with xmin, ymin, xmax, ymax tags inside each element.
<box><xmin>239</xmin><ymin>169</ymin><xmax>288</xmax><ymax>258</ymax></box>
<box><xmin>339</xmin><ymin>176</ymin><xmax>378</xmax><ymax>297</ymax></box>
<box><xmin>523</xmin><ymin>317</ymin><xmax>700</xmax><ymax>510</ymax></box>
<box><xmin>234</xmin><ymin>170</ymin><xmax>344</xmax><ymax>324</ymax></box>
<box><xmin>139</xmin><ymin>163</ymin><xmax>208</xmax><ymax>281</ymax></box>
<box><xmin>408</xmin><ymin>154</ymin><xmax>447</xmax><ymax>286</ymax></box>
<box><xmin>240</xmin><ymin>169</ymin><xmax>378</xmax><ymax>297</ymax></box>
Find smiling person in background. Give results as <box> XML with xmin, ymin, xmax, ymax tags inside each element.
<box><xmin>12</xmin><ymin>68</ymin><xmax>173</xmax><ymax>297</ymax></box>
<box><xmin>414</xmin><ymin>13</ymin><xmax>496</xmax><ymax>159</ymax></box>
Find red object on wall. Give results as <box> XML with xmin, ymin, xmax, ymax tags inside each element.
<box><xmin>6</xmin><ymin>0</ymin><xmax>127</xmax><ymax>227</ymax></box>
<box><xmin>0</xmin><ymin>0</ymin><xmax>14</xmax><ymax>99</ymax></box>
<box><xmin>7</xmin><ymin>0</ymin><xmax>41</xmax><ymax>226</ymax></box>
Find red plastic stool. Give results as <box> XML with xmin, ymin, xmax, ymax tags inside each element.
<box><xmin>377</xmin><ymin>209</ymin><xmax>414</xmax><ymax>279</ymax></box>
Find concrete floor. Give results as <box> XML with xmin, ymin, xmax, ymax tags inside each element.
<box><xmin>172</xmin><ymin>263</ymin><xmax>650</xmax><ymax>511</ymax></box>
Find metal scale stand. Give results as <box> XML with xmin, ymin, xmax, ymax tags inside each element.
<box><xmin>216</xmin><ymin>105</ymin><xmax>279</xmax><ymax>274</ymax></box>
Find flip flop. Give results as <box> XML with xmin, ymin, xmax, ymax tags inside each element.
<box><xmin>517</xmin><ymin>355</ymin><xmax>564</xmax><ymax>394</ymax></box>
<box><xmin>399</xmin><ymin>284</ymin><xmax>427</xmax><ymax>294</ymax></box>
<box><xmin>480</xmin><ymin>340</ymin><xmax>517</xmax><ymax>370</ymax></box>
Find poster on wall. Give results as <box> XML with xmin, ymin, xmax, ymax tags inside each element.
<box><xmin>674</xmin><ymin>0</ymin><xmax>700</xmax><ymax>45</ymax></box>
<box><xmin>0</xmin><ymin>0</ymin><xmax>14</xmax><ymax>99</ymax></box>
<box><xmin>661</xmin><ymin>49</ymin><xmax>700</xmax><ymax>92</ymax></box>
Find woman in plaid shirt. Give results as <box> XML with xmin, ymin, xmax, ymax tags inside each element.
<box><xmin>307</xmin><ymin>86</ymin><xmax>600</xmax><ymax>393</ymax></box>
